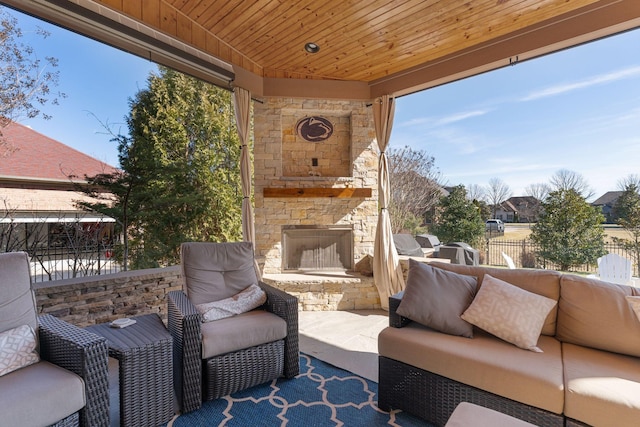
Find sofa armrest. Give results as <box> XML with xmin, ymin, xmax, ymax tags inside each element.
<box><xmin>38</xmin><ymin>314</ymin><xmax>110</xmax><ymax>427</ymax></box>
<box><xmin>167</xmin><ymin>290</ymin><xmax>203</xmax><ymax>413</ymax></box>
<box><xmin>259</xmin><ymin>281</ymin><xmax>300</xmax><ymax>378</ymax></box>
<box><xmin>389</xmin><ymin>291</ymin><xmax>412</xmax><ymax>328</ymax></box>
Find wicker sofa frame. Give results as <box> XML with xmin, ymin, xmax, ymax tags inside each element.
<box><xmin>39</xmin><ymin>314</ymin><xmax>110</xmax><ymax>427</ymax></box>
<box><xmin>168</xmin><ymin>281</ymin><xmax>299</xmax><ymax>413</ymax></box>
<box><xmin>377</xmin><ymin>294</ymin><xmax>565</xmax><ymax>427</ymax></box>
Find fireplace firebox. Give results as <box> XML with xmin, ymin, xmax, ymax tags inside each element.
<box><xmin>282</xmin><ymin>225</ymin><xmax>354</xmax><ymax>271</ymax></box>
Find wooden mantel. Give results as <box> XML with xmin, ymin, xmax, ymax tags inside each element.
<box><xmin>263</xmin><ymin>187</ymin><xmax>372</xmax><ymax>198</ymax></box>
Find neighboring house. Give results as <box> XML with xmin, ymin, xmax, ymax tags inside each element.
<box><xmin>493</xmin><ymin>199</ymin><xmax>517</xmax><ymax>222</ymax></box>
<box><xmin>493</xmin><ymin>196</ymin><xmax>542</xmax><ymax>223</ymax></box>
<box><xmin>592</xmin><ymin>191</ymin><xmax>623</xmax><ymax>223</ymax></box>
<box><xmin>0</xmin><ymin>121</ymin><xmax>117</xmax><ymax>256</ymax></box>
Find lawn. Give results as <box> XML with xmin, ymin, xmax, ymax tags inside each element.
<box><xmin>500</xmin><ymin>224</ymin><xmax>630</xmax><ymax>242</ymax></box>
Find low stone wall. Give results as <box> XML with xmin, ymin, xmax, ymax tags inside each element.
<box><xmin>262</xmin><ymin>272</ymin><xmax>381</xmax><ymax>311</ymax></box>
<box><xmin>33</xmin><ymin>267</ymin><xmax>382</xmax><ymax>327</ymax></box>
<box><xmin>33</xmin><ymin>266</ymin><xmax>183</xmax><ymax>327</ymax></box>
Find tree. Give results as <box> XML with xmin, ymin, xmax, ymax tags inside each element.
<box><xmin>549</xmin><ymin>169</ymin><xmax>594</xmax><ymax>199</ymax></box>
<box><xmin>80</xmin><ymin>67</ymin><xmax>242</xmax><ymax>269</ymax></box>
<box><xmin>388</xmin><ymin>146</ymin><xmax>442</xmax><ymax>233</ymax></box>
<box><xmin>485</xmin><ymin>177</ymin><xmax>512</xmax><ymax>218</ymax></box>
<box><xmin>466</xmin><ymin>183</ymin><xmax>485</xmax><ymax>202</ymax></box>
<box><xmin>530</xmin><ymin>189</ymin><xmax>606</xmax><ymax>271</ymax></box>
<box><xmin>612</xmin><ymin>183</ymin><xmax>640</xmax><ymax>277</ymax></box>
<box><xmin>617</xmin><ymin>174</ymin><xmax>640</xmax><ymax>192</ymax></box>
<box><xmin>0</xmin><ymin>8</ymin><xmax>64</xmax><ymax>149</ymax></box>
<box><xmin>525</xmin><ymin>182</ymin><xmax>550</xmax><ymax>202</ymax></box>
<box><xmin>430</xmin><ymin>185</ymin><xmax>485</xmax><ymax>247</ymax></box>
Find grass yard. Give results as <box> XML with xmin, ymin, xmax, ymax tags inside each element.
<box><xmin>498</xmin><ymin>224</ymin><xmax>631</xmax><ymax>242</ymax></box>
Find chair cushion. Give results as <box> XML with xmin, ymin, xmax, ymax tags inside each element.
<box><xmin>201</xmin><ymin>310</ymin><xmax>287</xmax><ymax>359</ymax></box>
<box><xmin>0</xmin><ymin>252</ymin><xmax>37</xmax><ymax>333</ymax></box>
<box><xmin>0</xmin><ymin>360</ymin><xmax>85</xmax><ymax>427</ymax></box>
<box><xmin>397</xmin><ymin>260</ymin><xmax>477</xmax><ymax>338</ymax></box>
<box><xmin>181</xmin><ymin>242</ymin><xmax>259</xmax><ymax>305</ymax></box>
<box><xmin>563</xmin><ymin>342</ymin><xmax>640</xmax><ymax>427</ymax></box>
<box><xmin>0</xmin><ymin>324</ymin><xmax>39</xmax><ymax>376</ymax></box>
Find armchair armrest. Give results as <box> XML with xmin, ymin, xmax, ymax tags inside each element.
<box><xmin>38</xmin><ymin>314</ymin><xmax>110</xmax><ymax>427</ymax></box>
<box><xmin>388</xmin><ymin>291</ymin><xmax>412</xmax><ymax>328</ymax></box>
<box><xmin>259</xmin><ymin>282</ymin><xmax>300</xmax><ymax>378</ymax></box>
<box><xmin>167</xmin><ymin>290</ymin><xmax>203</xmax><ymax>413</ymax></box>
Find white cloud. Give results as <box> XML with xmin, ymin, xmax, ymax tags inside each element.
<box><xmin>436</xmin><ymin>109</ymin><xmax>490</xmax><ymax>125</ymax></box>
<box><xmin>521</xmin><ymin>66</ymin><xmax>640</xmax><ymax>101</ymax></box>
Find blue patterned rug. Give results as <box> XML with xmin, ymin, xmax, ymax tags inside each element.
<box><xmin>169</xmin><ymin>353</ymin><xmax>429</xmax><ymax>426</ymax></box>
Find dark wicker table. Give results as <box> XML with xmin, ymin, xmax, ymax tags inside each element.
<box><xmin>86</xmin><ymin>314</ymin><xmax>174</xmax><ymax>427</ymax></box>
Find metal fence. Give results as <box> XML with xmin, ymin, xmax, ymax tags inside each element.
<box><xmin>485</xmin><ymin>239</ymin><xmax>634</xmax><ymax>273</ymax></box>
<box><xmin>28</xmin><ymin>245</ymin><xmax>121</xmax><ymax>282</ymax></box>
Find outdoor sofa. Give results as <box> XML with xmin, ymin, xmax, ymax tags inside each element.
<box><xmin>378</xmin><ymin>260</ymin><xmax>640</xmax><ymax>426</ymax></box>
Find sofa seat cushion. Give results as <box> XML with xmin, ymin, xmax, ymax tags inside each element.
<box><xmin>0</xmin><ymin>360</ymin><xmax>85</xmax><ymax>427</ymax></box>
<box><xmin>201</xmin><ymin>309</ymin><xmax>287</xmax><ymax>359</ymax></box>
<box><xmin>378</xmin><ymin>324</ymin><xmax>564</xmax><ymax>414</ymax></box>
<box><xmin>563</xmin><ymin>342</ymin><xmax>640</xmax><ymax>427</ymax></box>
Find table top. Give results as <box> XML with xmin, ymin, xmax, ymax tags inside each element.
<box><xmin>85</xmin><ymin>313</ymin><xmax>171</xmax><ymax>353</ymax></box>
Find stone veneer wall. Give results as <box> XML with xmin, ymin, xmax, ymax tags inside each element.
<box><xmin>33</xmin><ymin>267</ymin><xmax>381</xmax><ymax>327</ymax></box>
<box><xmin>34</xmin><ymin>266</ymin><xmax>183</xmax><ymax>327</ymax></box>
<box><xmin>254</xmin><ymin>97</ymin><xmax>378</xmax><ymax>274</ymax></box>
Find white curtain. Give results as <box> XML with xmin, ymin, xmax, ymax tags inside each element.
<box><xmin>372</xmin><ymin>95</ymin><xmax>404</xmax><ymax>309</ymax></box>
<box><xmin>233</xmin><ymin>87</ymin><xmax>261</xmax><ymax>279</ymax></box>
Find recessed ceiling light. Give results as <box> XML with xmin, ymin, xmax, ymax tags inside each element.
<box><xmin>304</xmin><ymin>42</ymin><xmax>320</xmax><ymax>53</ymax></box>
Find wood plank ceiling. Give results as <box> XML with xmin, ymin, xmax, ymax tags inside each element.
<box><xmin>6</xmin><ymin>0</ymin><xmax>640</xmax><ymax>97</ymax></box>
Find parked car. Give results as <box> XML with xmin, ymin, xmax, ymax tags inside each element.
<box><xmin>485</xmin><ymin>219</ymin><xmax>504</xmax><ymax>232</ymax></box>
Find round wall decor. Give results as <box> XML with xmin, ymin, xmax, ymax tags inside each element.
<box><xmin>296</xmin><ymin>116</ymin><xmax>334</xmax><ymax>142</ymax></box>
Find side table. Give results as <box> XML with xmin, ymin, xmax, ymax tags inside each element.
<box><xmin>86</xmin><ymin>314</ymin><xmax>174</xmax><ymax>427</ymax></box>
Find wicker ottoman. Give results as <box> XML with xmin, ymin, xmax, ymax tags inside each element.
<box><xmin>445</xmin><ymin>402</ymin><xmax>539</xmax><ymax>427</ymax></box>
<box><xmin>86</xmin><ymin>314</ymin><xmax>174</xmax><ymax>427</ymax></box>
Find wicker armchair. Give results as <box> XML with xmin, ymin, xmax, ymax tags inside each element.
<box><xmin>168</xmin><ymin>242</ymin><xmax>299</xmax><ymax>413</ymax></box>
<box><xmin>0</xmin><ymin>252</ymin><xmax>110</xmax><ymax>427</ymax></box>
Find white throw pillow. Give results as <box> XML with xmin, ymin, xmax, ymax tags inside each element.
<box><xmin>461</xmin><ymin>274</ymin><xmax>557</xmax><ymax>352</ymax></box>
<box><xmin>196</xmin><ymin>283</ymin><xmax>267</xmax><ymax>322</ymax></box>
<box><xmin>0</xmin><ymin>324</ymin><xmax>40</xmax><ymax>376</ymax></box>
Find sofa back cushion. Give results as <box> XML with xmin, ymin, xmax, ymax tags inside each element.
<box><xmin>557</xmin><ymin>274</ymin><xmax>640</xmax><ymax>357</ymax></box>
<box><xmin>429</xmin><ymin>262</ymin><xmax>561</xmax><ymax>336</ymax></box>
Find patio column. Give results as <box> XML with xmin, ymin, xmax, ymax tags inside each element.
<box><xmin>233</xmin><ymin>87</ymin><xmax>261</xmax><ymax>279</ymax></box>
<box><xmin>373</xmin><ymin>95</ymin><xmax>404</xmax><ymax>310</ymax></box>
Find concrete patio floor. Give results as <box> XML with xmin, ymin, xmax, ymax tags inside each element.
<box><xmin>108</xmin><ymin>309</ymin><xmax>389</xmax><ymax>426</ymax></box>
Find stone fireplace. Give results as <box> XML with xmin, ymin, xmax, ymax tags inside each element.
<box><xmin>253</xmin><ymin>97</ymin><xmax>378</xmax><ymax>274</ymax></box>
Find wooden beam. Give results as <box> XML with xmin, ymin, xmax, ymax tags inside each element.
<box><xmin>264</xmin><ymin>188</ymin><xmax>372</xmax><ymax>198</ymax></box>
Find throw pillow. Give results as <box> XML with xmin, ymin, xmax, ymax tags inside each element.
<box><xmin>397</xmin><ymin>259</ymin><xmax>478</xmax><ymax>338</ymax></box>
<box><xmin>0</xmin><ymin>324</ymin><xmax>40</xmax><ymax>377</ymax></box>
<box><xmin>461</xmin><ymin>274</ymin><xmax>557</xmax><ymax>352</ymax></box>
<box><xmin>196</xmin><ymin>283</ymin><xmax>267</xmax><ymax>322</ymax></box>
<box><xmin>626</xmin><ymin>296</ymin><xmax>640</xmax><ymax>323</ymax></box>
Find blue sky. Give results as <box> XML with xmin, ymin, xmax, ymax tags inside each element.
<box><xmin>11</xmin><ymin>7</ymin><xmax>640</xmax><ymax>200</ymax></box>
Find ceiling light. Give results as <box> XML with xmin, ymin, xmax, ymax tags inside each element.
<box><xmin>304</xmin><ymin>42</ymin><xmax>320</xmax><ymax>54</ymax></box>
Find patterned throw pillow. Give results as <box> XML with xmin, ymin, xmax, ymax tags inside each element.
<box><xmin>0</xmin><ymin>324</ymin><xmax>40</xmax><ymax>376</ymax></box>
<box><xmin>196</xmin><ymin>283</ymin><xmax>267</xmax><ymax>322</ymax></box>
<box><xmin>461</xmin><ymin>274</ymin><xmax>557</xmax><ymax>352</ymax></box>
